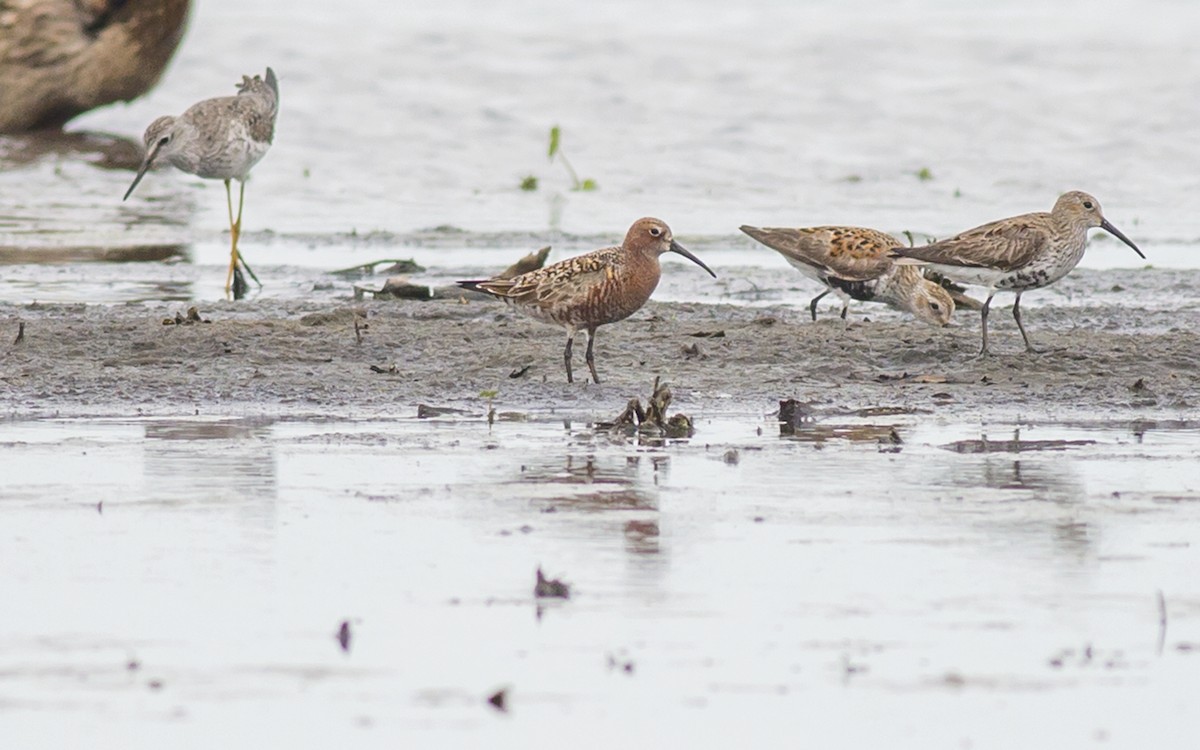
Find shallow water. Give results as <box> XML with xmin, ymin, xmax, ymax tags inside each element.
<box><xmin>2</xmin><ymin>0</ymin><xmax>1198</xmax><ymax>305</ymax></box>
<box><xmin>2</xmin><ymin>415</ymin><xmax>1199</xmax><ymax>746</ymax></box>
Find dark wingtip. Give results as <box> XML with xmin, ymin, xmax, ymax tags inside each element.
<box><xmin>456</xmin><ymin>280</ymin><xmax>484</xmax><ymax>292</ymax></box>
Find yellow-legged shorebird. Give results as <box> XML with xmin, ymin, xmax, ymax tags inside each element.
<box><xmin>740</xmin><ymin>225</ymin><xmax>961</xmax><ymax>325</ymax></box>
<box><xmin>123</xmin><ymin>68</ymin><xmax>280</xmax><ymax>297</ymax></box>
<box><xmin>890</xmin><ymin>191</ymin><xmax>1144</xmax><ymax>355</ymax></box>
<box><xmin>458</xmin><ymin>217</ymin><xmax>716</xmax><ymax>384</ymax></box>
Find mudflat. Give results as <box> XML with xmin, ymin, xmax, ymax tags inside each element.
<box><xmin>3</xmin><ymin>267</ymin><xmax>1196</xmax><ymax>422</ymax></box>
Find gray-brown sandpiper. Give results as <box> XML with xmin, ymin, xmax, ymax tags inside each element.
<box><xmin>123</xmin><ymin>67</ymin><xmax>280</xmax><ymax>297</ymax></box>
<box><xmin>890</xmin><ymin>191</ymin><xmax>1143</xmax><ymax>354</ymax></box>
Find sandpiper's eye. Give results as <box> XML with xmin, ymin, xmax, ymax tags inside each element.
<box><xmin>649</xmin><ymin>226</ymin><xmax>662</xmax><ymax>237</ymax></box>
<box><xmin>158</xmin><ymin>136</ymin><xmax>170</xmax><ymax>146</ymax></box>
<box><xmin>930</xmin><ymin>302</ymin><xmax>941</xmax><ymax>311</ymax></box>
<box><xmin>1082</xmin><ymin>201</ymin><xmax>1094</xmax><ymax>209</ymax></box>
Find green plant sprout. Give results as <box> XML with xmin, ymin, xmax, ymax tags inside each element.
<box><xmin>548</xmin><ymin>126</ymin><xmax>597</xmax><ymax>191</ymax></box>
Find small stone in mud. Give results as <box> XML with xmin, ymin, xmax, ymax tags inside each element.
<box><xmin>336</xmin><ymin>620</ymin><xmax>352</xmax><ymax>652</ymax></box>
<box><xmin>722</xmin><ymin>448</ymin><xmax>740</xmax><ymax>465</ymax></box>
<box><xmin>681</xmin><ymin>342</ymin><xmax>705</xmax><ymax>359</ymax></box>
<box><xmin>534</xmin><ymin>567</ymin><xmax>570</xmax><ymax>599</ymax></box>
<box><xmin>370</xmin><ymin>364</ymin><xmax>398</xmax><ymax>374</ymax></box>
<box><xmin>487</xmin><ymin>687</ymin><xmax>508</xmax><ymax>712</ymax></box>
<box><xmin>665</xmin><ymin>414</ymin><xmax>694</xmax><ymax>438</ymax></box>
<box><xmin>687</xmin><ymin>330</ymin><xmax>725</xmax><ymax>338</ymax></box>
<box><xmin>417</xmin><ymin>404</ymin><xmax>470</xmax><ymax>418</ymax></box>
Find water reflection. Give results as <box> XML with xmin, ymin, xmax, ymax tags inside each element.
<box><xmin>933</xmin><ymin>455</ymin><xmax>1086</xmax><ymax>504</ymax></box>
<box><xmin>514</xmin><ymin>453</ymin><xmax>659</xmax><ymax>512</ymax></box>
<box><xmin>142</xmin><ymin>419</ymin><xmax>279</xmax><ymax>504</ymax></box>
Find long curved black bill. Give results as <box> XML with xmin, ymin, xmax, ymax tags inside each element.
<box><xmin>122</xmin><ymin>143</ymin><xmax>161</xmax><ymax>201</ymax></box>
<box><xmin>1100</xmin><ymin>218</ymin><xmax>1145</xmax><ymax>259</ymax></box>
<box><xmin>670</xmin><ymin>240</ymin><xmax>717</xmax><ymax>278</ymax></box>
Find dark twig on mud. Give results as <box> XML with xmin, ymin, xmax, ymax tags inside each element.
<box><xmin>596</xmin><ymin>377</ymin><xmax>694</xmax><ymax>438</ymax></box>
<box><xmin>13</xmin><ymin>321</ymin><xmax>24</xmax><ymax>345</ymax></box>
<box><xmin>354</xmin><ymin>318</ymin><xmax>363</xmax><ymax>345</ymax></box>
<box><xmin>1157</xmin><ymin>589</ymin><xmax>1167</xmax><ymax>656</ymax></box>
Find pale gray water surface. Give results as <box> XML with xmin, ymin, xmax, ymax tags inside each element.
<box><xmin>2</xmin><ymin>415</ymin><xmax>1199</xmax><ymax>746</ymax></box>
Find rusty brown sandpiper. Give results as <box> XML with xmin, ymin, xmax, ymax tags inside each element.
<box><xmin>123</xmin><ymin>68</ymin><xmax>280</xmax><ymax>298</ymax></box>
<box><xmin>458</xmin><ymin>217</ymin><xmax>717</xmax><ymax>384</ymax></box>
<box><xmin>891</xmin><ymin>191</ymin><xmax>1144</xmax><ymax>355</ymax></box>
<box><xmin>740</xmin><ymin>224</ymin><xmax>959</xmax><ymax>326</ymax></box>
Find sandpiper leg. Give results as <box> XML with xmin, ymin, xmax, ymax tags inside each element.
<box><xmin>977</xmin><ymin>293</ymin><xmax>995</xmax><ymax>356</ymax></box>
<box><xmin>808</xmin><ymin>290</ymin><xmax>829</xmax><ymax>322</ymax></box>
<box><xmin>563</xmin><ymin>331</ymin><xmax>577</xmax><ymax>384</ymax></box>
<box><xmin>1011</xmin><ymin>293</ymin><xmax>1040</xmax><ymax>353</ymax></box>
<box><xmin>233</xmin><ymin>180</ymin><xmax>262</xmax><ymax>288</ymax></box>
<box><xmin>224</xmin><ymin>179</ymin><xmax>238</xmax><ymax>294</ymax></box>
<box><xmin>585</xmin><ymin>326</ymin><xmax>601</xmax><ymax>384</ymax></box>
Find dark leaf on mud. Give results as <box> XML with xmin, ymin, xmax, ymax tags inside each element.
<box><xmin>534</xmin><ymin>567</ymin><xmax>570</xmax><ymax>599</ymax></box>
<box><xmin>508</xmin><ymin>364</ymin><xmax>532</xmax><ymax>379</ymax></box>
<box><xmin>369</xmin><ymin>364</ymin><xmax>398</xmax><ymax>374</ymax></box>
<box><xmin>687</xmin><ymin>330</ymin><xmax>726</xmax><ymax>338</ymax></box>
<box><xmin>376</xmin><ymin>278</ymin><xmax>434</xmax><ymax>300</ymax></box>
<box><xmin>336</xmin><ymin>620</ymin><xmax>351</xmax><ymax>652</ymax></box>
<box><xmin>331</xmin><ymin>258</ymin><xmax>425</xmax><ymax>278</ymax></box>
<box><xmin>487</xmin><ymin>687</ymin><xmax>508</xmax><ymax>712</ymax></box>
<box><xmin>498</xmin><ymin>246</ymin><xmax>551</xmax><ymax>280</ymax></box>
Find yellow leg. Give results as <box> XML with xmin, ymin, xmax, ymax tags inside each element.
<box><xmin>223</xmin><ymin>179</ymin><xmax>262</xmax><ymax>296</ymax></box>
<box><xmin>224</xmin><ymin>179</ymin><xmax>238</xmax><ymax>295</ymax></box>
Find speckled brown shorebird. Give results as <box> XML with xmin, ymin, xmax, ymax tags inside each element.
<box><xmin>891</xmin><ymin>191</ymin><xmax>1144</xmax><ymax>355</ymax></box>
<box><xmin>458</xmin><ymin>217</ymin><xmax>717</xmax><ymax>384</ymax></box>
<box><xmin>740</xmin><ymin>224</ymin><xmax>959</xmax><ymax>326</ymax></box>
<box><xmin>123</xmin><ymin>68</ymin><xmax>280</xmax><ymax>297</ymax></box>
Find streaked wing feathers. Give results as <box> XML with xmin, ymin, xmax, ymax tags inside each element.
<box><xmin>895</xmin><ymin>214</ymin><xmax>1051</xmax><ymax>272</ymax></box>
<box><xmin>742</xmin><ymin>225</ymin><xmax>898</xmax><ymax>281</ymax></box>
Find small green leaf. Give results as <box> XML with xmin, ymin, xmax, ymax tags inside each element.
<box><xmin>578</xmin><ymin>178</ymin><xmax>597</xmax><ymax>191</ymax></box>
<box><xmin>519</xmin><ymin>175</ymin><xmax>538</xmax><ymax>191</ymax></box>
<box><xmin>479</xmin><ymin>389</ymin><xmax>499</xmax><ymax>399</ymax></box>
<box><xmin>548</xmin><ymin>126</ymin><xmax>561</xmax><ymax>159</ymax></box>
<box><xmin>916</xmin><ymin>167</ymin><xmax>934</xmax><ymax>181</ymax></box>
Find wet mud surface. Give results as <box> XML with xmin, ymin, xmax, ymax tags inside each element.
<box><xmin>3</xmin><ymin>266</ymin><xmax>1198</xmax><ymax>422</ymax></box>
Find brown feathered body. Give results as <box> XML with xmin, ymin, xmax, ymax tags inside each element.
<box><xmin>466</xmin><ymin>243</ymin><xmax>663</xmax><ymax>335</ymax></box>
<box><xmin>891</xmin><ymin>191</ymin><xmax>1143</xmax><ymax>292</ymax></box>
<box><xmin>740</xmin><ymin>225</ymin><xmax>957</xmax><ymax>326</ymax></box>
<box><xmin>459</xmin><ymin>217</ymin><xmax>716</xmax><ymax>383</ymax></box>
